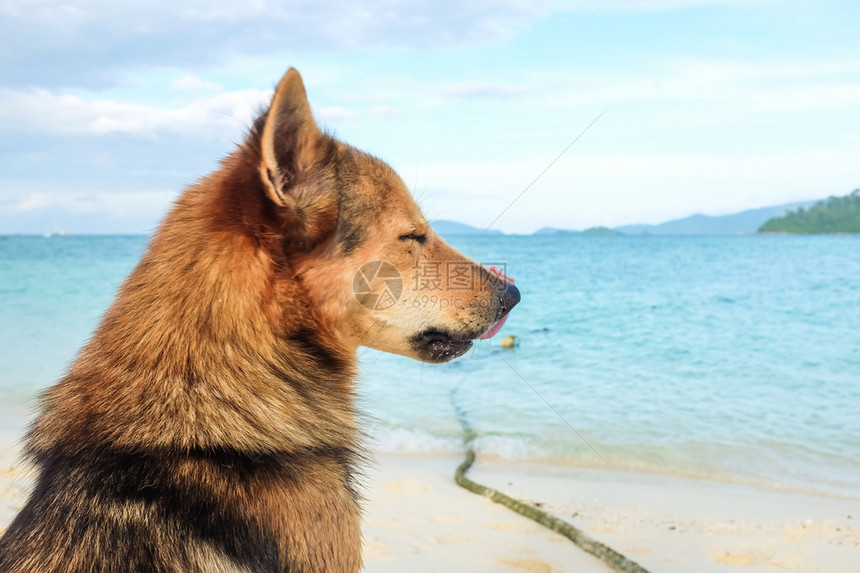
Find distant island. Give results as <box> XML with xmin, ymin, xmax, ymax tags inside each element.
<box><xmin>533</xmin><ymin>227</ymin><xmax>573</xmax><ymax>235</ymax></box>
<box><xmin>581</xmin><ymin>226</ymin><xmax>620</xmax><ymax>236</ymax></box>
<box><xmin>758</xmin><ymin>190</ymin><xmax>860</xmax><ymax>234</ymax></box>
<box><xmin>430</xmin><ymin>220</ymin><xmax>504</xmax><ymax>236</ymax></box>
<box><xmin>530</xmin><ymin>199</ymin><xmax>823</xmax><ymax>236</ymax></box>
<box><xmin>534</xmin><ymin>226</ymin><xmax>620</xmax><ymax>236</ymax></box>
<box><xmin>613</xmin><ymin>200</ymin><xmax>819</xmax><ymax>236</ymax></box>
<box><xmin>429</xmin><ymin>195</ymin><xmax>851</xmax><ymax>237</ymax></box>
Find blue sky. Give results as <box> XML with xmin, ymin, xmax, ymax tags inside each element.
<box><xmin>1</xmin><ymin>0</ymin><xmax>858</xmax><ymax>234</ymax></box>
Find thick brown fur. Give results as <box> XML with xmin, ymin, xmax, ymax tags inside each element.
<box><xmin>0</xmin><ymin>68</ymin><xmax>519</xmax><ymax>572</ymax></box>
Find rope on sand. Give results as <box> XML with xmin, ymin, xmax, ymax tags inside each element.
<box><xmin>450</xmin><ymin>387</ymin><xmax>652</xmax><ymax>573</ymax></box>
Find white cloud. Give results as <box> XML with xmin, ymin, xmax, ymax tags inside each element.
<box><xmin>15</xmin><ymin>192</ymin><xmax>55</xmax><ymax>212</ymax></box>
<box><xmin>317</xmin><ymin>106</ymin><xmax>360</xmax><ymax>123</ymax></box>
<box><xmin>744</xmin><ymin>83</ymin><xmax>860</xmax><ymax>112</ymax></box>
<box><xmin>437</xmin><ymin>81</ymin><xmax>536</xmax><ymax>100</ymax></box>
<box><xmin>593</xmin><ymin>0</ymin><xmax>775</xmax><ymax>10</ymax></box>
<box><xmin>371</xmin><ymin>105</ymin><xmax>402</xmax><ymax>119</ymax></box>
<box><xmin>0</xmin><ymin>0</ymin><xmax>774</xmax><ymax>90</ymax></box>
<box><xmin>0</xmin><ymin>88</ymin><xmax>274</xmax><ymax>137</ymax></box>
<box><xmin>4</xmin><ymin>189</ymin><xmax>177</xmax><ymax>217</ymax></box>
<box><xmin>316</xmin><ymin>59</ymin><xmax>860</xmax><ymax>117</ymax></box>
<box><xmin>170</xmin><ymin>75</ymin><xmax>223</xmax><ymax>93</ymax></box>
<box><xmin>462</xmin><ymin>59</ymin><xmax>860</xmax><ymax>111</ymax></box>
<box><xmin>0</xmin><ymin>85</ymin><xmax>366</xmax><ymax>138</ymax></box>
<box><xmin>0</xmin><ymin>0</ymin><xmax>558</xmax><ymax>89</ymax></box>
<box><xmin>0</xmin><ymin>187</ymin><xmax>180</xmax><ymax>233</ymax></box>
<box><xmin>409</xmin><ymin>149</ymin><xmax>859</xmax><ymax>233</ymax></box>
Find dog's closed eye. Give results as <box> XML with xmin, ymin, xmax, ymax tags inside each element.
<box><xmin>398</xmin><ymin>233</ymin><xmax>427</xmax><ymax>245</ymax></box>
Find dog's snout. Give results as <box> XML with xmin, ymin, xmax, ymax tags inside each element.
<box><xmin>499</xmin><ymin>281</ymin><xmax>521</xmax><ymax>316</ymax></box>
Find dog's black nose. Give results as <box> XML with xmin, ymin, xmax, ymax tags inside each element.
<box><xmin>499</xmin><ymin>281</ymin><xmax>521</xmax><ymax>316</ymax></box>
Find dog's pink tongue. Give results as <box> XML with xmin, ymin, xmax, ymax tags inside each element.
<box><xmin>478</xmin><ymin>266</ymin><xmax>514</xmax><ymax>340</ymax></box>
<box><xmin>478</xmin><ymin>314</ymin><xmax>509</xmax><ymax>340</ymax></box>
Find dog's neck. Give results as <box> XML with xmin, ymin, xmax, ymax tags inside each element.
<box><xmin>28</xmin><ymin>152</ymin><xmax>359</xmax><ymax>461</ymax></box>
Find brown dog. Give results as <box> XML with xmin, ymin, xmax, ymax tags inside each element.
<box><xmin>0</xmin><ymin>68</ymin><xmax>519</xmax><ymax>572</ymax></box>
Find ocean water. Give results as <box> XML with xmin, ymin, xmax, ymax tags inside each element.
<box><xmin>1</xmin><ymin>234</ymin><xmax>858</xmax><ymax>497</ymax></box>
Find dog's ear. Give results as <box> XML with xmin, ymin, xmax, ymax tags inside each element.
<box><xmin>258</xmin><ymin>68</ymin><xmax>324</xmax><ymax>209</ymax></box>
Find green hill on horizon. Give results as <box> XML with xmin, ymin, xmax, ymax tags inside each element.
<box><xmin>759</xmin><ymin>190</ymin><xmax>860</xmax><ymax>234</ymax></box>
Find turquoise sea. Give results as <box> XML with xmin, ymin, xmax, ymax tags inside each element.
<box><xmin>1</xmin><ymin>235</ymin><xmax>858</xmax><ymax>497</ymax></box>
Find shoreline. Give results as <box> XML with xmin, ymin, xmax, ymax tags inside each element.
<box><xmin>3</xmin><ymin>445</ymin><xmax>857</xmax><ymax>572</ymax></box>
<box><xmin>3</xmin><ymin>412</ymin><xmax>858</xmax><ymax>501</ymax></box>
<box><xmin>368</xmin><ymin>425</ymin><xmax>860</xmax><ymax>501</ymax></box>
<box><xmin>467</xmin><ymin>451</ymin><xmax>860</xmax><ymax>501</ymax></box>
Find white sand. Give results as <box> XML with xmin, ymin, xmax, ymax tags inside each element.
<box><xmin>2</xmin><ymin>445</ymin><xmax>858</xmax><ymax>572</ymax></box>
<box><xmin>362</xmin><ymin>455</ymin><xmax>615</xmax><ymax>573</ymax></box>
<box><xmin>363</xmin><ymin>454</ymin><xmax>859</xmax><ymax>573</ymax></box>
<box><xmin>0</xmin><ymin>444</ymin><xmax>29</xmax><ymax>534</ymax></box>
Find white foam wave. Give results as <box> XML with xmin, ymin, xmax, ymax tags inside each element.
<box><xmin>370</xmin><ymin>427</ymin><xmax>541</xmax><ymax>461</ymax></box>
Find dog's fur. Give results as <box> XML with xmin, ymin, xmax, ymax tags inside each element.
<box><xmin>0</xmin><ymin>69</ymin><xmax>519</xmax><ymax>572</ymax></box>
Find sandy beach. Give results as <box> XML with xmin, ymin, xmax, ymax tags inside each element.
<box><xmin>363</xmin><ymin>454</ymin><xmax>859</xmax><ymax>572</ymax></box>
<box><xmin>3</xmin><ymin>443</ymin><xmax>856</xmax><ymax>572</ymax></box>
